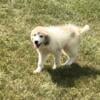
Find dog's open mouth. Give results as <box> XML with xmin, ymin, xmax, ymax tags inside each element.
<box><xmin>34</xmin><ymin>41</ymin><xmax>41</xmax><ymax>48</ymax></box>
<box><xmin>35</xmin><ymin>43</ymin><xmax>41</xmax><ymax>48</ymax></box>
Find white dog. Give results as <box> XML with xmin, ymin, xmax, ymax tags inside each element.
<box><xmin>31</xmin><ymin>24</ymin><xmax>90</xmax><ymax>73</ymax></box>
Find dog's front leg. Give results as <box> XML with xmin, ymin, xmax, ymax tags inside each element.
<box><xmin>52</xmin><ymin>51</ymin><xmax>61</xmax><ymax>69</ymax></box>
<box><xmin>34</xmin><ymin>51</ymin><xmax>47</xmax><ymax>73</ymax></box>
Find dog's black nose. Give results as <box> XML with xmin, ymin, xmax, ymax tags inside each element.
<box><xmin>34</xmin><ymin>41</ymin><xmax>38</xmax><ymax>45</ymax></box>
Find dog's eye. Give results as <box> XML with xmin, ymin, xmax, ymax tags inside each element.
<box><xmin>34</xmin><ymin>34</ymin><xmax>36</xmax><ymax>36</ymax></box>
<box><xmin>40</xmin><ymin>35</ymin><xmax>43</xmax><ymax>38</ymax></box>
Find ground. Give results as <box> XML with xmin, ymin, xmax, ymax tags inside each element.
<box><xmin>0</xmin><ymin>0</ymin><xmax>100</xmax><ymax>100</ymax></box>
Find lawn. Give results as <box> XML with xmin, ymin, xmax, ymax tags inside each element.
<box><xmin>0</xmin><ymin>0</ymin><xmax>100</xmax><ymax>99</ymax></box>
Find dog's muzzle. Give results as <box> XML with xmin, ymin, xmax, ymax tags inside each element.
<box><xmin>34</xmin><ymin>41</ymin><xmax>41</xmax><ymax>48</ymax></box>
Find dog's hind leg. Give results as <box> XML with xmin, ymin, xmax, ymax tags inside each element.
<box><xmin>62</xmin><ymin>47</ymin><xmax>78</xmax><ymax>66</ymax></box>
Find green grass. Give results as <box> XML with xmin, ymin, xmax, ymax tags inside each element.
<box><xmin>0</xmin><ymin>0</ymin><xmax>100</xmax><ymax>99</ymax></box>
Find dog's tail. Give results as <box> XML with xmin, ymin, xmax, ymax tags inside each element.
<box><xmin>80</xmin><ymin>25</ymin><xmax>90</xmax><ymax>34</ymax></box>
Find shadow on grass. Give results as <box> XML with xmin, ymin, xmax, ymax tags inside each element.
<box><xmin>46</xmin><ymin>63</ymin><xmax>100</xmax><ymax>87</ymax></box>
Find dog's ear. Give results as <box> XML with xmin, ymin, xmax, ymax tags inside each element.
<box><xmin>44</xmin><ymin>35</ymin><xmax>50</xmax><ymax>45</ymax></box>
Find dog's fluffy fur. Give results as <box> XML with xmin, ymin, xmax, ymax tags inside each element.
<box><xmin>31</xmin><ymin>24</ymin><xmax>90</xmax><ymax>73</ymax></box>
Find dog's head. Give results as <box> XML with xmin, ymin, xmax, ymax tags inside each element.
<box><xmin>31</xmin><ymin>26</ymin><xmax>50</xmax><ymax>48</ymax></box>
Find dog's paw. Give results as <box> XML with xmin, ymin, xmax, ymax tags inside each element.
<box><xmin>62</xmin><ymin>62</ymin><xmax>73</xmax><ymax>66</ymax></box>
<box><xmin>62</xmin><ymin>58</ymin><xmax>75</xmax><ymax>66</ymax></box>
<box><xmin>52</xmin><ymin>65</ymin><xmax>57</xmax><ymax>70</ymax></box>
<box><xmin>52</xmin><ymin>66</ymin><xmax>56</xmax><ymax>70</ymax></box>
<box><xmin>34</xmin><ymin>67</ymin><xmax>43</xmax><ymax>73</ymax></box>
